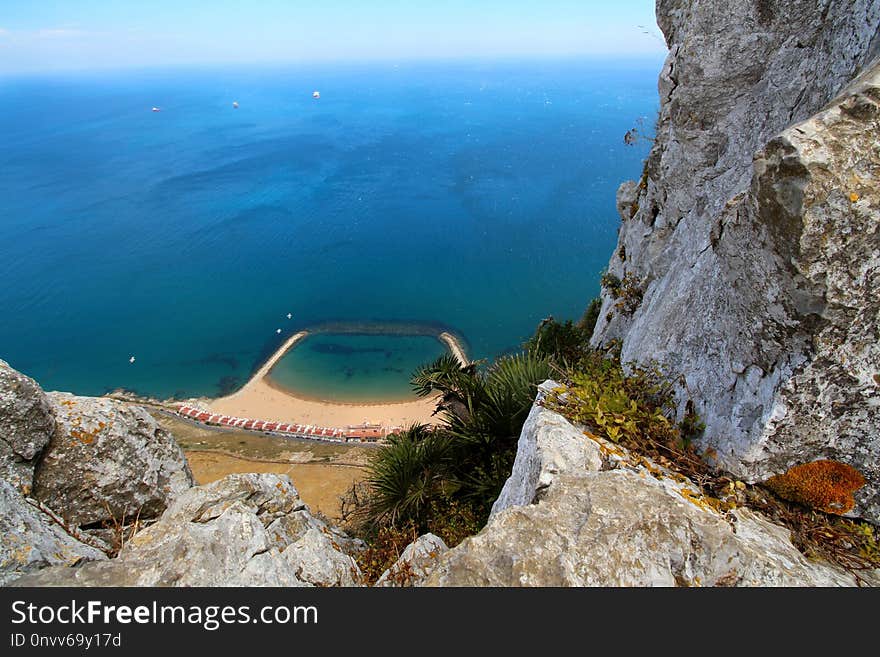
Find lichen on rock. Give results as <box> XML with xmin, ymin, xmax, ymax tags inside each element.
<box><xmin>0</xmin><ymin>478</ymin><xmax>106</xmax><ymax>586</ymax></box>
<box><xmin>32</xmin><ymin>392</ymin><xmax>195</xmax><ymax>528</ymax></box>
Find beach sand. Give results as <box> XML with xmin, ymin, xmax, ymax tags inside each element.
<box><xmin>203</xmin><ymin>326</ymin><xmax>464</xmax><ymax>428</ymax></box>
<box><xmin>208</xmin><ymin>377</ymin><xmax>441</xmax><ymax>427</ymax></box>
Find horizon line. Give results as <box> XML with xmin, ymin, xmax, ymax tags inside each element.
<box><xmin>0</xmin><ymin>51</ymin><xmax>668</xmax><ymax>78</ymax></box>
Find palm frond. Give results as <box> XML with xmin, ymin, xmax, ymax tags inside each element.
<box><xmin>366</xmin><ymin>424</ymin><xmax>453</xmax><ymax>526</ymax></box>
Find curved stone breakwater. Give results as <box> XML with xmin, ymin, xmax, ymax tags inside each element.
<box><xmin>438</xmin><ymin>331</ymin><xmax>469</xmax><ymax>367</ymax></box>
<box><xmin>224</xmin><ymin>330</ymin><xmax>310</xmax><ymax>404</ymax></box>
<box><xmin>203</xmin><ymin>323</ymin><xmax>469</xmax><ymax>435</ymax></box>
<box><xmin>233</xmin><ymin>324</ymin><xmax>469</xmax><ymax>403</ymax></box>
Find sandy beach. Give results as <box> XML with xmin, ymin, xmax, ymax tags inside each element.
<box><xmin>204</xmin><ymin>326</ymin><xmax>465</xmax><ymax>429</ymax></box>
<box><xmin>208</xmin><ymin>378</ymin><xmax>441</xmax><ymax>427</ymax></box>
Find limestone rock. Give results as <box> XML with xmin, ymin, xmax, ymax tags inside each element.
<box><xmin>425</xmin><ymin>470</ymin><xmax>854</xmax><ymax>587</ymax></box>
<box><xmin>32</xmin><ymin>393</ymin><xmax>194</xmax><ymax>527</ymax></box>
<box><xmin>0</xmin><ymin>360</ymin><xmax>54</xmax><ymax>493</ymax></box>
<box><xmin>266</xmin><ymin>508</ymin><xmax>366</xmax><ymax>556</ymax></box>
<box><xmin>375</xmin><ymin>533</ymin><xmax>448</xmax><ymax>587</ymax></box>
<box><xmin>423</xmin><ymin>397</ymin><xmax>859</xmax><ymax>587</ymax></box>
<box><xmin>282</xmin><ymin>527</ymin><xmax>361</xmax><ymax>587</ymax></box>
<box><xmin>615</xmin><ymin>180</ymin><xmax>639</xmax><ymax>222</ymax></box>
<box><xmin>0</xmin><ymin>478</ymin><xmax>106</xmax><ymax>586</ymax></box>
<box><xmin>10</xmin><ymin>474</ymin><xmax>363</xmax><ymax>587</ymax></box>
<box><xmin>592</xmin><ymin>1</ymin><xmax>880</xmax><ymax>521</ymax></box>
<box><xmin>491</xmin><ymin>380</ymin><xmax>602</xmax><ymax>517</ymax></box>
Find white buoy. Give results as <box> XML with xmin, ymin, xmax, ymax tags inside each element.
<box><xmin>129</xmin><ymin>356</ymin><xmax>136</xmax><ymax>363</ymax></box>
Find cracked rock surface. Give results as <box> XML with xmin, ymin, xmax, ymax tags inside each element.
<box><xmin>11</xmin><ymin>473</ymin><xmax>363</xmax><ymax>586</ymax></box>
<box><xmin>33</xmin><ymin>393</ymin><xmax>195</xmax><ymax>527</ymax></box>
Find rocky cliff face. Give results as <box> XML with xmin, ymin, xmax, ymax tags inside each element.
<box><xmin>0</xmin><ymin>361</ymin><xmax>55</xmax><ymax>494</ymax></box>
<box><xmin>593</xmin><ymin>0</ymin><xmax>880</xmax><ymax>521</ymax></box>
<box><xmin>0</xmin><ymin>478</ymin><xmax>107</xmax><ymax>586</ymax></box>
<box><xmin>417</xmin><ymin>382</ymin><xmax>862</xmax><ymax>587</ymax></box>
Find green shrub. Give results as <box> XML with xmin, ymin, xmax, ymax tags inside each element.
<box><xmin>365</xmin><ymin>425</ymin><xmax>454</xmax><ymax>527</ymax></box>
<box><xmin>679</xmin><ymin>400</ymin><xmax>706</xmax><ymax>444</ymax></box>
<box><xmin>614</xmin><ymin>273</ymin><xmax>644</xmax><ymax>315</ymax></box>
<box><xmin>600</xmin><ymin>270</ymin><xmax>622</xmax><ymax>295</ymax></box>
<box><xmin>545</xmin><ymin>349</ymin><xmax>699</xmax><ymax>461</ymax></box>
<box><xmin>580</xmin><ymin>298</ymin><xmax>602</xmax><ymax>338</ymax></box>
<box><xmin>360</xmin><ymin>351</ymin><xmax>552</xmax><ymax>533</ymax></box>
<box><xmin>599</xmin><ymin>270</ymin><xmax>644</xmax><ymax>316</ymax></box>
<box><xmin>547</xmin><ymin>360</ymin><xmax>675</xmax><ymax>446</ymax></box>
<box><xmin>354</xmin><ymin>497</ymin><xmax>484</xmax><ymax>585</ymax></box>
<box><xmin>355</xmin><ymin>523</ymin><xmax>419</xmax><ymax>584</ymax></box>
<box><xmin>525</xmin><ymin>317</ymin><xmax>593</xmax><ymax>365</ymax></box>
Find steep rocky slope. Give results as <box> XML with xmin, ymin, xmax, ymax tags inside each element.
<box><xmin>12</xmin><ymin>473</ymin><xmax>363</xmax><ymax>587</ymax></box>
<box><xmin>0</xmin><ymin>478</ymin><xmax>106</xmax><ymax>586</ymax></box>
<box><xmin>592</xmin><ymin>0</ymin><xmax>880</xmax><ymax>521</ymax></box>
<box><xmin>0</xmin><ymin>360</ymin><xmax>363</xmax><ymax>586</ymax></box>
<box><xmin>416</xmin><ymin>383</ymin><xmax>863</xmax><ymax>587</ymax></box>
<box><xmin>2</xmin><ymin>359</ymin><xmax>872</xmax><ymax>586</ymax></box>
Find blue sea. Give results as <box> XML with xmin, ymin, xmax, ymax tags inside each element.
<box><xmin>0</xmin><ymin>58</ymin><xmax>659</xmax><ymax>401</ymax></box>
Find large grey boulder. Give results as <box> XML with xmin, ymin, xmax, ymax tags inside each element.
<box><xmin>491</xmin><ymin>380</ymin><xmax>602</xmax><ymax>517</ymax></box>
<box><xmin>375</xmin><ymin>533</ymin><xmax>448</xmax><ymax>587</ymax></box>
<box><xmin>282</xmin><ymin>526</ymin><xmax>362</xmax><ymax>587</ymax></box>
<box><xmin>0</xmin><ymin>360</ymin><xmax>54</xmax><ymax>493</ymax></box>
<box><xmin>422</xmin><ymin>396</ymin><xmax>858</xmax><ymax>587</ymax></box>
<box><xmin>32</xmin><ymin>393</ymin><xmax>194</xmax><ymax>527</ymax></box>
<box><xmin>0</xmin><ymin>478</ymin><xmax>106</xmax><ymax>586</ymax></box>
<box><xmin>425</xmin><ymin>470</ymin><xmax>855</xmax><ymax>587</ymax></box>
<box><xmin>592</xmin><ymin>1</ymin><xmax>880</xmax><ymax>521</ymax></box>
<box><xmin>11</xmin><ymin>474</ymin><xmax>363</xmax><ymax>587</ymax></box>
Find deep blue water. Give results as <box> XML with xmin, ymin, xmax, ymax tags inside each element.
<box><xmin>0</xmin><ymin>58</ymin><xmax>659</xmax><ymax>400</ymax></box>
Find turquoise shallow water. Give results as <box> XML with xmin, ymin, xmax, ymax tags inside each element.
<box><xmin>0</xmin><ymin>58</ymin><xmax>660</xmax><ymax>400</ymax></box>
<box><xmin>267</xmin><ymin>333</ymin><xmax>448</xmax><ymax>402</ymax></box>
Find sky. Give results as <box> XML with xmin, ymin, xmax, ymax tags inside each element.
<box><xmin>0</xmin><ymin>1</ymin><xmax>666</xmax><ymax>74</ymax></box>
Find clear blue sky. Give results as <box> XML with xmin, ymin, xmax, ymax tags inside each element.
<box><xmin>0</xmin><ymin>1</ymin><xmax>665</xmax><ymax>73</ymax></box>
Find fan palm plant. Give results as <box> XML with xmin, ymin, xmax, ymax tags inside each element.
<box><xmin>365</xmin><ymin>424</ymin><xmax>454</xmax><ymax>527</ymax></box>
<box><xmin>363</xmin><ymin>348</ymin><xmax>552</xmax><ymax>531</ymax></box>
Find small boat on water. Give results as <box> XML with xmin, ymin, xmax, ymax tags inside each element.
<box><xmin>151</xmin><ymin>107</ymin><xmax>161</xmax><ymax>112</ymax></box>
<box><xmin>312</xmin><ymin>91</ymin><xmax>320</xmax><ymax>99</ymax></box>
<box><xmin>129</xmin><ymin>356</ymin><xmax>136</xmax><ymax>363</ymax></box>
<box><xmin>276</xmin><ymin>328</ymin><xmax>282</xmax><ymax>334</ymax></box>
<box><xmin>232</xmin><ymin>101</ymin><xmax>239</xmax><ymax>109</ymax></box>
<box><xmin>287</xmin><ymin>313</ymin><xmax>292</xmax><ymax>319</ymax></box>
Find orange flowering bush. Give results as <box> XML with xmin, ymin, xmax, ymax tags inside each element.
<box><xmin>764</xmin><ymin>460</ymin><xmax>865</xmax><ymax>515</ymax></box>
